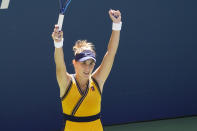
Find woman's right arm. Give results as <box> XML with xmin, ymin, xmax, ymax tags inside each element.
<box><xmin>52</xmin><ymin>25</ymin><xmax>71</xmax><ymax>96</ymax></box>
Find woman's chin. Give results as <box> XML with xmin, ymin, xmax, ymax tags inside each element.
<box><xmin>83</xmin><ymin>73</ymin><xmax>90</xmax><ymax>78</ymax></box>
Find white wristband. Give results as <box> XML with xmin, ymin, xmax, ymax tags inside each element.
<box><xmin>112</xmin><ymin>22</ymin><xmax>122</xmax><ymax>31</ymax></box>
<box><xmin>54</xmin><ymin>38</ymin><xmax>64</xmax><ymax>48</ymax></box>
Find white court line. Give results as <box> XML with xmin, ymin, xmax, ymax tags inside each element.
<box><xmin>0</xmin><ymin>0</ymin><xmax>10</xmax><ymax>9</ymax></box>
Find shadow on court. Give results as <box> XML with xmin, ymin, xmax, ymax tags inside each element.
<box><xmin>104</xmin><ymin>116</ymin><xmax>197</xmax><ymax>131</ymax></box>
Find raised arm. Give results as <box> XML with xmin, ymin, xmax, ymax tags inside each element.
<box><xmin>92</xmin><ymin>9</ymin><xmax>122</xmax><ymax>92</ymax></box>
<box><xmin>52</xmin><ymin>25</ymin><xmax>70</xmax><ymax>97</ymax></box>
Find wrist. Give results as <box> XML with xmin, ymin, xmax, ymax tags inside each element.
<box><xmin>54</xmin><ymin>38</ymin><xmax>64</xmax><ymax>48</ymax></box>
<box><xmin>112</xmin><ymin>22</ymin><xmax>122</xmax><ymax>31</ymax></box>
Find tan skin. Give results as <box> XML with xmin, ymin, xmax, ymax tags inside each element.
<box><xmin>73</xmin><ymin>59</ymin><xmax>95</xmax><ymax>92</ymax></box>
<box><xmin>52</xmin><ymin>9</ymin><xmax>121</xmax><ymax>97</ymax></box>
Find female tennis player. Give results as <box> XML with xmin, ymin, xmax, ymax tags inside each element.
<box><xmin>52</xmin><ymin>9</ymin><xmax>122</xmax><ymax>131</ymax></box>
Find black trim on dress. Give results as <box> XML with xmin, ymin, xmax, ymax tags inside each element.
<box><xmin>71</xmin><ymin>81</ymin><xmax>89</xmax><ymax>116</ymax></box>
<box><xmin>61</xmin><ymin>80</ymin><xmax>73</xmax><ymax>101</ymax></box>
<box><xmin>73</xmin><ymin>74</ymin><xmax>84</xmax><ymax>96</ymax></box>
<box><xmin>63</xmin><ymin>113</ymin><xmax>101</xmax><ymax>122</ymax></box>
<box><xmin>91</xmin><ymin>77</ymin><xmax>102</xmax><ymax>95</ymax></box>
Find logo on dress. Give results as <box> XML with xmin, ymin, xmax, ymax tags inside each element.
<box><xmin>91</xmin><ymin>86</ymin><xmax>95</xmax><ymax>91</ymax></box>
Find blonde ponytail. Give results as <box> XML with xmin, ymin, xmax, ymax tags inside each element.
<box><xmin>73</xmin><ymin>40</ymin><xmax>96</xmax><ymax>55</ymax></box>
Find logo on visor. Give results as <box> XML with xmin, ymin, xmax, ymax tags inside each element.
<box><xmin>85</xmin><ymin>53</ymin><xmax>91</xmax><ymax>55</ymax></box>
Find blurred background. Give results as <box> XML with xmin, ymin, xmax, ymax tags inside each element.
<box><xmin>0</xmin><ymin>0</ymin><xmax>197</xmax><ymax>131</ymax></box>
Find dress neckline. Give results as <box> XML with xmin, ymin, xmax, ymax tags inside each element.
<box><xmin>73</xmin><ymin>74</ymin><xmax>90</xmax><ymax>96</ymax></box>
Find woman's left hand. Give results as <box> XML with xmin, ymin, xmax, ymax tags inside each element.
<box><xmin>108</xmin><ymin>9</ymin><xmax>122</xmax><ymax>23</ymax></box>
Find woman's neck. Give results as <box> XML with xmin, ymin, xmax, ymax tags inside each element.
<box><xmin>75</xmin><ymin>74</ymin><xmax>89</xmax><ymax>87</ymax></box>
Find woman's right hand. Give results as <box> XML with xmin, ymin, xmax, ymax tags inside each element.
<box><xmin>51</xmin><ymin>25</ymin><xmax>63</xmax><ymax>43</ymax></box>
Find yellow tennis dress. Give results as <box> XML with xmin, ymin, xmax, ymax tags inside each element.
<box><xmin>61</xmin><ymin>74</ymin><xmax>103</xmax><ymax>131</ymax></box>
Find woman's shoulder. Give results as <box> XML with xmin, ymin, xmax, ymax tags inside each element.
<box><xmin>59</xmin><ymin>73</ymin><xmax>73</xmax><ymax>98</ymax></box>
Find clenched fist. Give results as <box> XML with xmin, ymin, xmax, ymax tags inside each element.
<box><xmin>109</xmin><ymin>9</ymin><xmax>122</xmax><ymax>23</ymax></box>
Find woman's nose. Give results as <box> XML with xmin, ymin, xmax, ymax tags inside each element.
<box><xmin>84</xmin><ymin>64</ymin><xmax>90</xmax><ymax>71</ymax></box>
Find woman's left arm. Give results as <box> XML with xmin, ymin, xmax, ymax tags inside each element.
<box><xmin>92</xmin><ymin>9</ymin><xmax>122</xmax><ymax>92</ymax></box>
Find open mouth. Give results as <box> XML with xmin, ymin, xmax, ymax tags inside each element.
<box><xmin>83</xmin><ymin>72</ymin><xmax>89</xmax><ymax>76</ymax></box>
